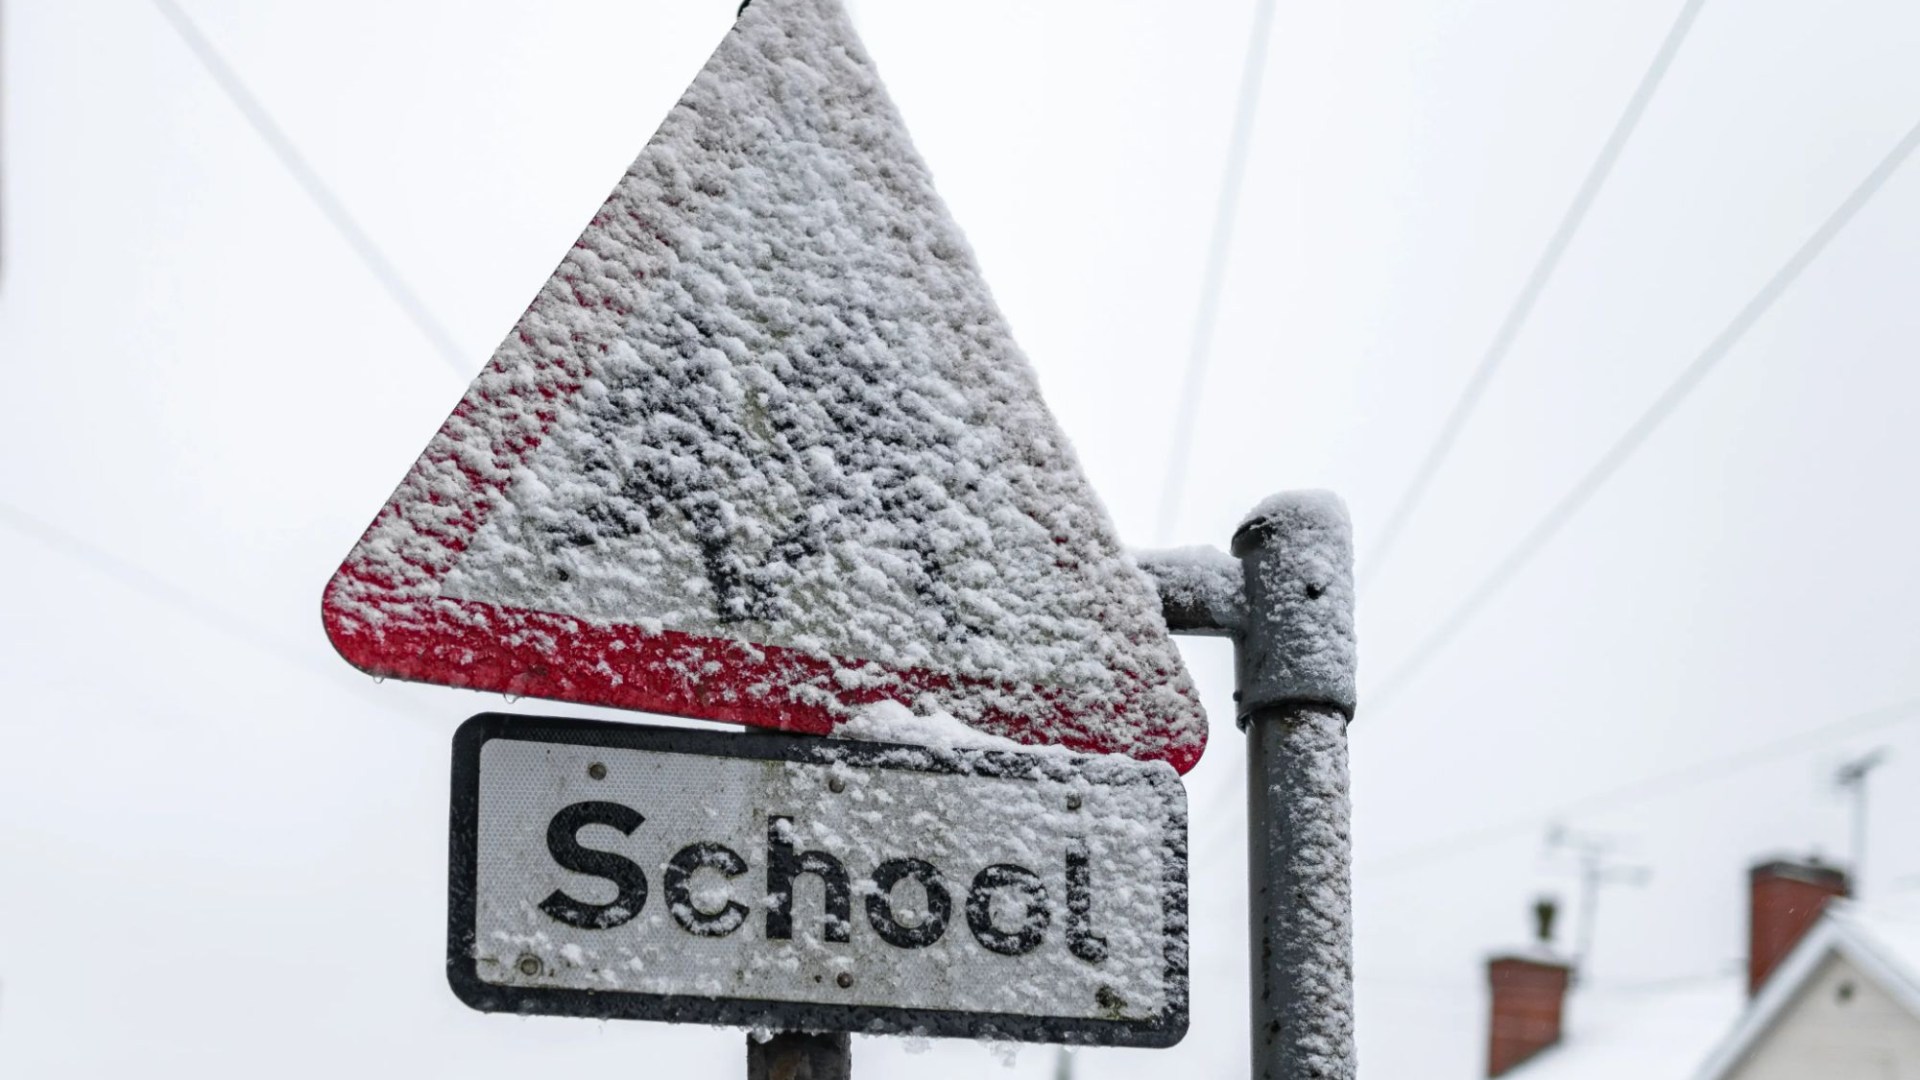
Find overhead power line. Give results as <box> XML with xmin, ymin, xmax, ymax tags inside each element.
<box><xmin>0</xmin><ymin>498</ymin><xmax>437</xmax><ymax>726</ymax></box>
<box><xmin>0</xmin><ymin>499</ymin><xmax>302</xmax><ymax>661</ymax></box>
<box><xmin>149</xmin><ymin>0</ymin><xmax>471</xmax><ymax>378</ymax></box>
<box><xmin>1198</xmin><ymin>691</ymin><xmax>1920</xmax><ymax>872</ymax></box>
<box><xmin>1155</xmin><ymin>0</ymin><xmax>1278</xmax><ymax>543</ymax></box>
<box><xmin>1361</xmin><ymin>0</ymin><xmax>1709</xmax><ymax>586</ymax></box>
<box><xmin>1368</xmin><ymin>114</ymin><xmax>1920</xmax><ymax>713</ymax></box>
<box><xmin>1362</xmin><ymin>695</ymin><xmax>1920</xmax><ymax>877</ymax></box>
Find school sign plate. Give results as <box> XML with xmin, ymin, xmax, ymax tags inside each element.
<box><xmin>448</xmin><ymin>715</ymin><xmax>1189</xmax><ymax>1046</ymax></box>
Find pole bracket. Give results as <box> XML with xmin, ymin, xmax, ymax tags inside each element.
<box><xmin>1229</xmin><ymin>491</ymin><xmax>1356</xmax><ymax>727</ymax></box>
<box><xmin>1134</xmin><ymin>546</ymin><xmax>1246</xmax><ymax>637</ymax></box>
<box><xmin>1141</xmin><ymin>490</ymin><xmax>1359</xmax><ymax>1080</ymax></box>
<box><xmin>1141</xmin><ymin>492</ymin><xmax>1357</xmax><ymax>727</ymax></box>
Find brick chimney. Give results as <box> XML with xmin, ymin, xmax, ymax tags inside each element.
<box><xmin>1487</xmin><ymin>898</ymin><xmax>1572</xmax><ymax>1077</ymax></box>
<box><xmin>1748</xmin><ymin>858</ymin><xmax>1849</xmax><ymax>995</ymax></box>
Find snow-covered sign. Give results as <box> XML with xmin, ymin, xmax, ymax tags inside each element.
<box><xmin>449</xmin><ymin>713</ymin><xmax>1189</xmax><ymax>1045</ymax></box>
<box><xmin>321</xmin><ymin>0</ymin><xmax>1206</xmax><ymax>771</ymax></box>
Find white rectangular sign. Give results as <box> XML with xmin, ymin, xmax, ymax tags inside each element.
<box><xmin>448</xmin><ymin>714</ymin><xmax>1188</xmax><ymax>1046</ymax></box>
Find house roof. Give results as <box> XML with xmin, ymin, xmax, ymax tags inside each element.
<box><xmin>1502</xmin><ymin>974</ymin><xmax>1746</xmax><ymax>1080</ymax></box>
<box><xmin>1842</xmin><ymin>904</ymin><xmax>1920</xmax><ymax>1008</ymax></box>
<box><xmin>1496</xmin><ymin>900</ymin><xmax>1920</xmax><ymax>1080</ymax></box>
<box><xmin>1695</xmin><ymin>901</ymin><xmax>1920</xmax><ymax>1078</ymax></box>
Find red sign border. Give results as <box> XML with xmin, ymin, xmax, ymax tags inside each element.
<box><xmin>322</xmin><ymin>329</ymin><xmax>1203</xmax><ymax>774</ymax></box>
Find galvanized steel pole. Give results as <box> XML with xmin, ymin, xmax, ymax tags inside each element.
<box><xmin>747</xmin><ymin>1031</ymin><xmax>852</xmax><ymax>1080</ymax></box>
<box><xmin>1234</xmin><ymin>494</ymin><xmax>1356</xmax><ymax>1080</ymax></box>
<box><xmin>1139</xmin><ymin>491</ymin><xmax>1357</xmax><ymax>1080</ymax></box>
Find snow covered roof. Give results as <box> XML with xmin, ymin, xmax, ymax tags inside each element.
<box><xmin>1502</xmin><ymin>975</ymin><xmax>1746</xmax><ymax>1080</ymax></box>
<box><xmin>1504</xmin><ymin>901</ymin><xmax>1920</xmax><ymax>1080</ymax></box>
<box><xmin>1842</xmin><ymin>904</ymin><xmax>1920</xmax><ymax>1006</ymax></box>
<box><xmin>1695</xmin><ymin>900</ymin><xmax>1920</xmax><ymax>1078</ymax></box>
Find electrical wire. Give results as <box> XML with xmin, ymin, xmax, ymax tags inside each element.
<box><xmin>1155</xmin><ymin>0</ymin><xmax>1277</xmax><ymax>543</ymax></box>
<box><xmin>1193</xmin><ymin>116</ymin><xmax>1920</xmax><ymax>865</ymax></box>
<box><xmin>1197</xmin><ymin>692</ymin><xmax>1920</xmax><ymax>870</ymax></box>
<box><xmin>149</xmin><ymin>0</ymin><xmax>471</xmax><ymax>378</ymax></box>
<box><xmin>118</xmin><ymin>7</ymin><xmax>1920</xmax><ymax>891</ymax></box>
<box><xmin>0</xmin><ymin>498</ymin><xmax>438</xmax><ymax>725</ymax></box>
<box><xmin>1360</xmin><ymin>0</ymin><xmax>1709</xmax><ymax>587</ymax></box>
<box><xmin>1360</xmin><ymin>695</ymin><xmax>1920</xmax><ymax>877</ymax></box>
<box><xmin>1367</xmin><ymin>114</ymin><xmax>1920</xmax><ymax>714</ymax></box>
<box><xmin>1182</xmin><ymin>0</ymin><xmax>1706</xmax><ymax>861</ymax></box>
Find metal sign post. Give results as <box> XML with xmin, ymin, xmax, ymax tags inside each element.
<box><xmin>748</xmin><ymin>1031</ymin><xmax>850</xmax><ymax>1080</ymax></box>
<box><xmin>1141</xmin><ymin>491</ymin><xmax>1358</xmax><ymax>1080</ymax></box>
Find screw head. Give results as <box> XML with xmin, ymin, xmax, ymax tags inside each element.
<box><xmin>836</xmin><ymin>972</ymin><xmax>854</xmax><ymax>989</ymax></box>
<box><xmin>828</xmin><ymin>776</ymin><xmax>847</xmax><ymax>794</ymax></box>
<box><xmin>588</xmin><ymin>762</ymin><xmax>608</xmax><ymax>780</ymax></box>
<box><xmin>517</xmin><ymin>954</ymin><xmax>542</xmax><ymax>977</ymax></box>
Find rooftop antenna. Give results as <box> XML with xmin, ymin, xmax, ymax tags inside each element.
<box><xmin>1546</xmin><ymin>824</ymin><xmax>1650</xmax><ymax>973</ymax></box>
<box><xmin>1835</xmin><ymin>748</ymin><xmax>1890</xmax><ymax>894</ymax></box>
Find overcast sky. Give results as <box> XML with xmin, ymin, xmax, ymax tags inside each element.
<box><xmin>4</xmin><ymin>1</ymin><xmax>1920</xmax><ymax>1076</ymax></box>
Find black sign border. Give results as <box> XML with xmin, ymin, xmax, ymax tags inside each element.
<box><xmin>448</xmin><ymin>712</ymin><xmax>1190</xmax><ymax>1048</ymax></box>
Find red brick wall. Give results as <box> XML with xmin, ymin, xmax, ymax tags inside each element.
<box><xmin>1749</xmin><ymin>860</ymin><xmax>1848</xmax><ymax>995</ymax></box>
<box><xmin>1487</xmin><ymin>956</ymin><xmax>1571</xmax><ymax>1077</ymax></box>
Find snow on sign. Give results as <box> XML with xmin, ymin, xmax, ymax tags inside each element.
<box><xmin>320</xmin><ymin>0</ymin><xmax>1206</xmax><ymax>771</ymax></box>
<box><xmin>449</xmin><ymin>714</ymin><xmax>1189</xmax><ymax>1045</ymax></box>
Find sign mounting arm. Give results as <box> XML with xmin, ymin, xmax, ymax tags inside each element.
<box><xmin>1138</xmin><ymin>491</ymin><xmax>1358</xmax><ymax>1080</ymax></box>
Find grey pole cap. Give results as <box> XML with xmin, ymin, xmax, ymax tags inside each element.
<box><xmin>1230</xmin><ymin>491</ymin><xmax>1357</xmax><ymax>723</ymax></box>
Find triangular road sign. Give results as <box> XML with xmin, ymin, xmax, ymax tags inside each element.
<box><xmin>322</xmin><ymin>0</ymin><xmax>1207</xmax><ymax>772</ymax></box>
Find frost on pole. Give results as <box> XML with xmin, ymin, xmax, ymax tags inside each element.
<box><xmin>320</xmin><ymin>0</ymin><xmax>1207</xmax><ymax>772</ymax></box>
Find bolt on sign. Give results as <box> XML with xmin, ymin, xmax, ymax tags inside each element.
<box><xmin>451</xmin><ymin>715</ymin><xmax>1189</xmax><ymax>1045</ymax></box>
<box><xmin>319</xmin><ymin>0</ymin><xmax>1207</xmax><ymax>774</ymax></box>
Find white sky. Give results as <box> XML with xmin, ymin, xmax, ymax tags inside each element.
<box><xmin>3</xmin><ymin>1</ymin><xmax>1920</xmax><ymax>1076</ymax></box>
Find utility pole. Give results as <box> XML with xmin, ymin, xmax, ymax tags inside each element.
<box><xmin>1545</xmin><ymin>825</ymin><xmax>1648</xmax><ymax>973</ymax></box>
<box><xmin>1835</xmin><ymin>749</ymin><xmax>1890</xmax><ymax>895</ymax></box>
